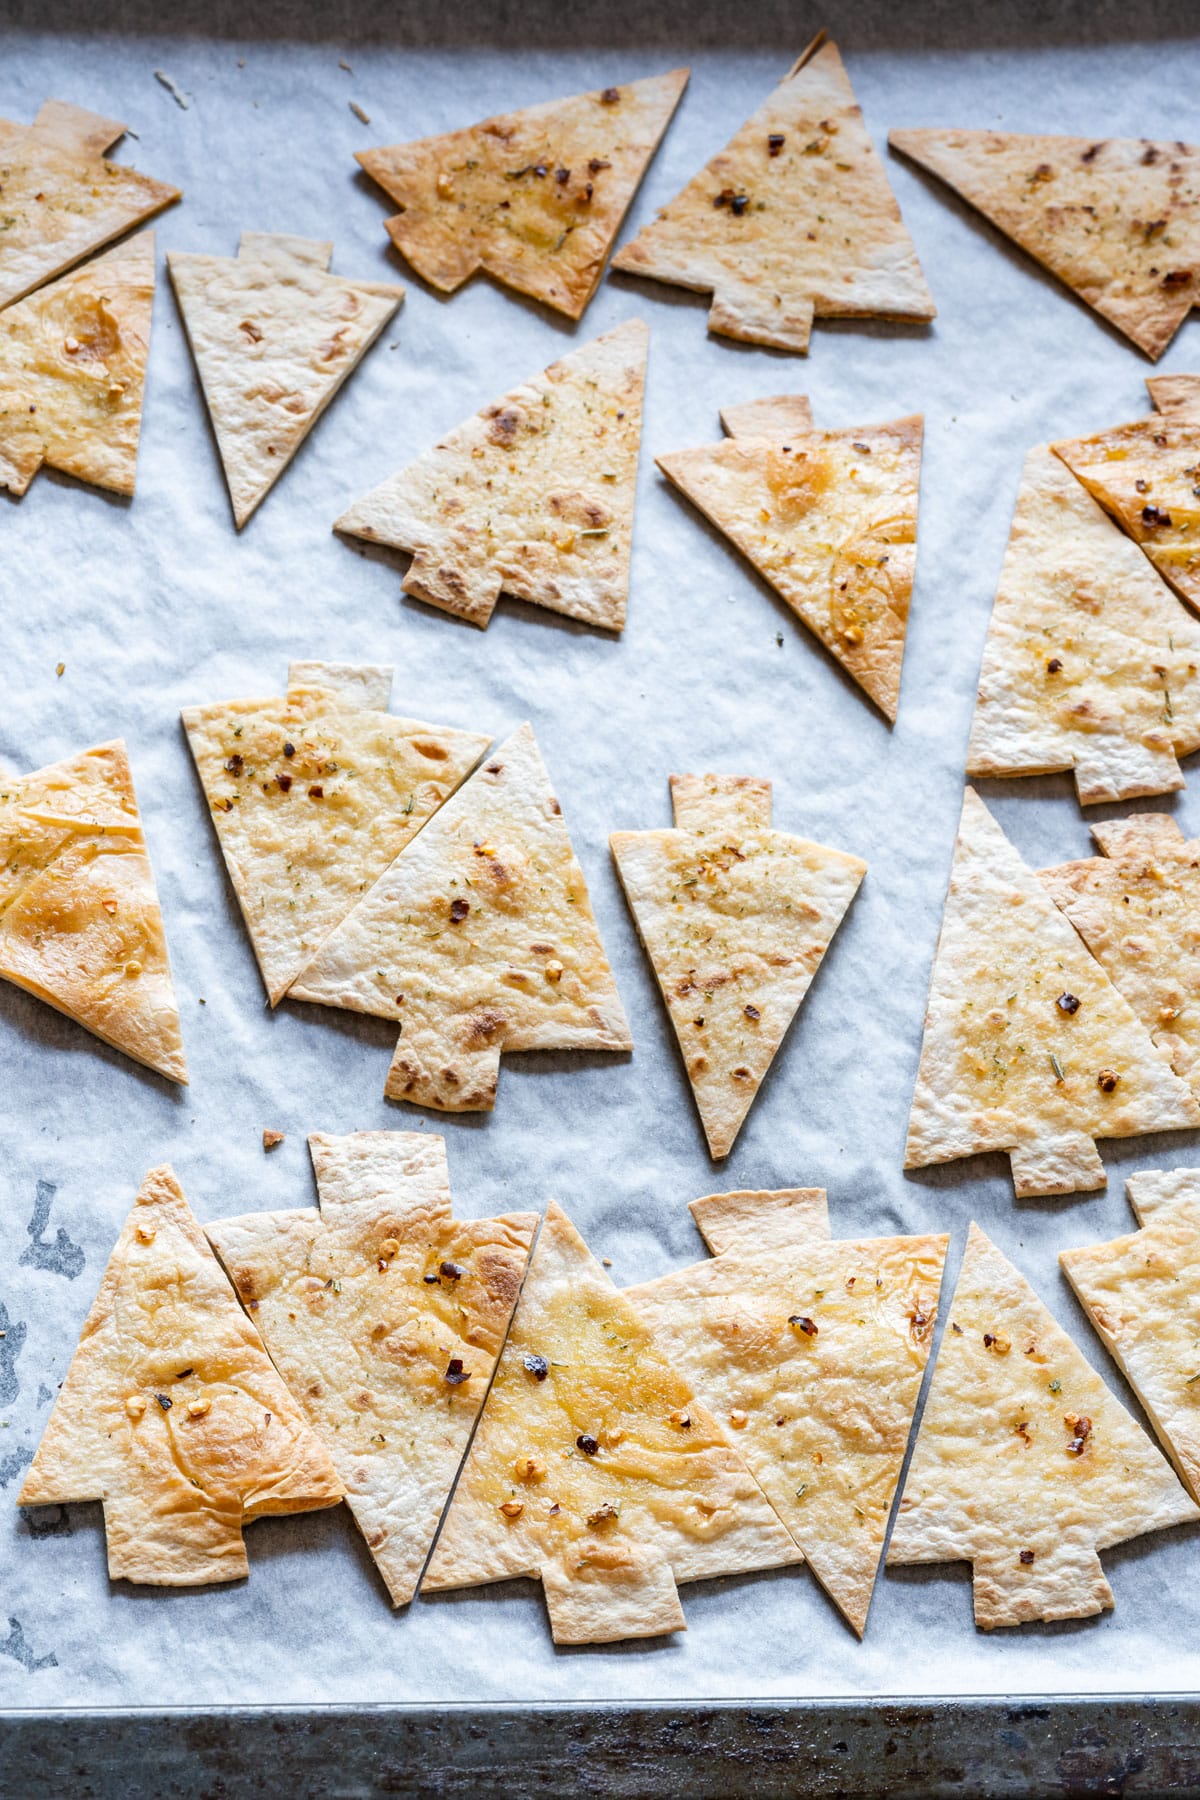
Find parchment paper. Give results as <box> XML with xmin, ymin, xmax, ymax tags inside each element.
<box><xmin>4</xmin><ymin>13</ymin><xmax>1200</xmax><ymax>1709</ymax></box>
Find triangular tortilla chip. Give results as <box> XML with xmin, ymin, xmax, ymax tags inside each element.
<box><xmin>206</xmin><ymin>1131</ymin><xmax>536</xmax><ymax>1605</ymax></box>
<box><xmin>168</xmin><ymin>233</ymin><xmax>404</xmax><ymax>527</ymax></box>
<box><xmin>658</xmin><ymin>407</ymin><xmax>922</xmax><ymax>719</ymax></box>
<box><xmin>610</xmin><ymin>774</ymin><xmax>866</xmax><ymax>1158</ymax></box>
<box><xmin>0</xmin><ymin>739</ymin><xmax>186</xmax><ymax>1082</ymax></box>
<box><xmin>611</xmin><ymin>36</ymin><xmax>933</xmax><ymax>353</ymax></box>
<box><xmin>421</xmin><ymin>1200</ymin><xmax>799</xmax><ymax>1643</ymax></box>
<box><xmin>905</xmin><ymin>788</ymin><xmax>1200</xmax><ymax>1197</ymax></box>
<box><xmin>0</xmin><ymin>232</ymin><xmax>154</xmax><ymax>497</ymax></box>
<box><xmin>626</xmin><ymin>1187</ymin><xmax>947</xmax><ymax>1635</ymax></box>
<box><xmin>717</xmin><ymin>394</ymin><xmax>813</xmax><ymax>439</ymax></box>
<box><xmin>966</xmin><ymin>447</ymin><xmax>1200</xmax><ymax>804</ymax></box>
<box><xmin>1041</xmin><ymin>814</ymin><xmax>1200</xmax><ymax>1098</ymax></box>
<box><xmin>358</xmin><ymin>70</ymin><xmax>688</xmax><ymax>319</ymax></box>
<box><xmin>289</xmin><ymin>723</ymin><xmax>631</xmax><ymax>1109</ymax></box>
<box><xmin>890</xmin><ymin>127</ymin><xmax>1200</xmax><ymax>359</ymax></box>
<box><xmin>18</xmin><ymin>1165</ymin><xmax>343</xmax><ymax>1585</ymax></box>
<box><xmin>182</xmin><ymin>660</ymin><xmax>489</xmax><ymax>1005</ymax></box>
<box><xmin>0</xmin><ymin>102</ymin><xmax>179</xmax><ymax>310</ymax></box>
<box><xmin>335</xmin><ymin>320</ymin><xmax>646</xmax><ymax>630</ymax></box>
<box><xmin>888</xmin><ymin>1222</ymin><xmax>1197</xmax><ymax>1626</ymax></box>
<box><xmin>1052</xmin><ymin>379</ymin><xmax>1200</xmax><ymax>614</ymax></box>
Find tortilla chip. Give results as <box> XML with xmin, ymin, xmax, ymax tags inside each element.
<box><xmin>0</xmin><ymin>232</ymin><xmax>154</xmax><ymax>497</ymax></box>
<box><xmin>717</xmin><ymin>394</ymin><xmax>814</xmax><ymax>439</ymax></box>
<box><xmin>626</xmin><ymin>1189</ymin><xmax>947</xmax><ymax>1635</ymax></box>
<box><xmin>905</xmin><ymin>788</ymin><xmax>1200</xmax><ymax>1197</ymax></box>
<box><xmin>889</xmin><ymin>127</ymin><xmax>1200</xmax><ymax>359</ymax></box>
<box><xmin>658</xmin><ymin>409</ymin><xmax>922</xmax><ymax>720</ymax></box>
<box><xmin>966</xmin><ymin>447</ymin><xmax>1200</xmax><ymax>804</ymax></box>
<box><xmin>335</xmin><ymin>319</ymin><xmax>646</xmax><ymax>631</ymax></box>
<box><xmin>0</xmin><ymin>739</ymin><xmax>186</xmax><ymax>1082</ymax></box>
<box><xmin>206</xmin><ymin>1131</ymin><xmax>536</xmax><ymax>1605</ymax></box>
<box><xmin>689</xmin><ymin>1184</ymin><xmax>830</xmax><ymax>1255</ymax></box>
<box><xmin>18</xmin><ymin>1165</ymin><xmax>343</xmax><ymax>1585</ymax></box>
<box><xmin>611</xmin><ymin>36</ymin><xmax>933</xmax><ymax>353</ymax></box>
<box><xmin>888</xmin><ymin>1222</ymin><xmax>1197</xmax><ymax>1626</ymax></box>
<box><xmin>168</xmin><ymin>233</ymin><xmax>403</xmax><ymax>527</ymax></box>
<box><xmin>610</xmin><ymin>773</ymin><xmax>865</xmax><ymax>1159</ymax></box>
<box><xmin>182</xmin><ymin>661</ymin><xmax>488</xmax><ymax>1006</ymax></box>
<box><xmin>358</xmin><ymin>70</ymin><xmax>688</xmax><ymax>320</ymax></box>
<box><xmin>289</xmin><ymin>723</ymin><xmax>630</xmax><ymax>1110</ymax></box>
<box><xmin>421</xmin><ymin>1200</ymin><xmax>800</xmax><ymax>1643</ymax></box>
<box><xmin>0</xmin><ymin>102</ymin><xmax>179</xmax><ymax>311</ymax></box>
<box><xmin>1146</xmin><ymin>374</ymin><xmax>1200</xmax><ymax>419</ymax></box>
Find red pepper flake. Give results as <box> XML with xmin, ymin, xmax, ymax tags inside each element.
<box><xmin>283</xmin><ymin>741</ymin><xmax>296</xmax><ymax>758</ymax></box>
<box><xmin>308</xmin><ymin>784</ymin><xmax>324</xmax><ymax>799</ymax></box>
<box><xmin>951</xmin><ymin>1322</ymin><xmax>963</xmax><ymax>1335</ymax></box>
<box><xmin>1162</xmin><ymin>270</ymin><xmax>1192</xmax><ymax>287</ymax></box>
<box><xmin>1056</xmin><ymin>992</ymin><xmax>1080</xmax><ymax>1014</ymax></box>
<box><xmin>1143</xmin><ymin>504</ymin><xmax>1173</xmax><ymax>527</ymax></box>
<box><xmin>576</xmin><ymin>1433</ymin><xmax>600</xmax><ymax>1454</ymax></box>
<box><xmin>486</xmin><ymin>762</ymin><xmax>504</xmax><ymax>775</ymax></box>
<box><xmin>1047</xmin><ymin>657</ymin><xmax>1063</xmax><ymax>674</ymax></box>
<box><xmin>852</xmin><ymin>441</ymin><xmax>871</xmax><ymax>454</ymax></box>
<box><xmin>449</xmin><ymin>897</ymin><xmax>470</xmax><ymax>924</ymax></box>
<box><xmin>1135</xmin><ymin>479</ymin><xmax>1148</xmax><ymax>493</ymax></box>
<box><xmin>1019</xmin><ymin>1549</ymin><xmax>1035</xmax><ymax>1564</ymax></box>
<box><xmin>1097</xmin><ymin>1068</ymin><xmax>1120</xmax><ymax>1093</ymax></box>
<box><xmin>588</xmin><ymin>1503</ymin><xmax>619</xmax><ymax>1527</ymax></box>
<box><xmin>523</xmin><ymin>1354</ymin><xmax>549</xmax><ymax>1381</ymax></box>
<box><xmin>1065</xmin><ymin>1412</ymin><xmax>1092</xmax><ymax>1456</ymax></box>
<box><xmin>744</xmin><ymin>1004</ymin><xmax>761</xmax><ymax>1021</ymax></box>
<box><xmin>789</xmin><ymin>1315</ymin><xmax>818</xmax><ymax>1336</ymax></box>
<box><xmin>767</xmin><ymin>133</ymin><xmax>785</xmax><ymax>156</ymax></box>
<box><xmin>730</xmin><ymin>194</ymin><xmax>749</xmax><ymax>216</ymax></box>
<box><xmin>600</xmin><ymin>86</ymin><xmax>620</xmax><ymax>104</ymax></box>
<box><xmin>588</xmin><ymin>158</ymin><xmax>611</xmax><ymax>175</ymax></box>
<box><xmin>224</xmin><ymin>753</ymin><xmax>244</xmax><ymax>775</ymax></box>
<box><xmin>276</xmin><ymin>772</ymin><xmax>293</xmax><ymax>792</ymax></box>
<box><xmin>439</xmin><ymin>1260</ymin><xmax>464</xmax><ymax>1281</ymax></box>
<box><xmin>156</xmin><ymin>1394</ymin><xmax>173</xmax><ymax>1411</ymax></box>
<box><xmin>554</xmin><ymin>167</ymin><xmax>570</xmax><ymax>184</ymax></box>
<box><xmin>444</xmin><ymin>1358</ymin><xmax>470</xmax><ymax>1386</ymax></box>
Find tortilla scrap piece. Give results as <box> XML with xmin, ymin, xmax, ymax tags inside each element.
<box><xmin>358</xmin><ymin>69</ymin><xmax>688</xmax><ymax>320</ymax></box>
<box><xmin>610</xmin><ymin>774</ymin><xmax>865</xmax><ymax>1159</ymax></box>
<box><xmin>888</xmin><ymin>1222</ymin><xmax>1197</xmax><ymax>1627</ymax></box>
<box><xmin>18</xmin><ymin>1165</ymin><xmax>343</xmax><ymax>1585</ymax></box>
<box><xmin>0</xmin><ymin>232</ymin><xmax>154</xmax><ymax>497</ymax></box>
<box><xmin>625</xmin><ymin>1187</ymin><xmax>948</xmax><ymax>1635</ymax></box>
<box><xmin>168</xmin><ymin>233</ymin><xmax>404</xmax><ymax>527</ymax></box>
<box><xmin>0</xmin><ymin>739</ymin><xmax>186</xmax><ymax>1082</ymax></box>
<box><xmin>905</xmin><ymin>788</ymin><xmax>1200</xmax><ymax>1198</ymax></box>
<box><xmin>889</xmin><ymin>127</ymin><xmax>1200</xmax><ymax>360</ymax></box>
<box><xmin>0</xmin><ymin>100</ymin><xmax>179</xmax><ymax>311</ymax></box>
<box><xmin>658</xmin><ymin>405</ymin><xmax>922</xmax><ymax>720</ymax></box>
<box><xmin>206</xmin><ymin>1131</ymin><xmax>537</xmax><ymax>1605</ymax></box>
<box><xmin>182</xmin><ymin>660</ymin><xmax>489</xmax><ymax>1006</ymax></box>
<box><xmin>611</xmin><ymin>35</ymin><xmax>933</xmax><ymax>353</ymax></box>
<box><xmin>421</xmin><ymin>1200</ymin><xmax>800</xmax><ymax>1643</ymax></box>
<box><xmin>335</xmin><ymin>319</ymin><xmax>647</xmax><ymax>631</ymax></box>
<box><xmin>966</xmin><ymin>447</ymin><xmax>1200</xmax><ymax>805</ymax></box>
<box><xmin>289</xmin><ymin>723</ymin><xmax>631</xmax><ymax>1111</ymax></box>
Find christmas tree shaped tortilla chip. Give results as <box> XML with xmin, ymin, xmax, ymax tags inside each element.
<box><xmin>889</xmin><ymin>127</ymin><xmax>1200</xmax><ymax>359</ymax></box>
<box><xmin>888</xmin><ymin>1222</ymin><xmax>1198</xmax><ymax>1627</ymax></box>
<box><xmin>206</xmin><ymin>1131</ymin><xmax>536</xmax><ymax>1605</ymax></box>
<box><xmin>335</xmin><ymin>319</ymin><xmax>646</xmax><ymax>631</ymax></box>
<box><xmin>18</xmin><ymin>1165</ymin><xmax>343</xmax><ymax>1585</ymax></box>
<box><xmin>658</xmin><ymin>404</ymin><xmax>922</xmax><ymax>720</ymax></box>
<box><xmin>168</xmin><ymin>233</ymin><xmax>404</xmax><ymax>527</ymax></box>
<box><xmin>289</xmin><ymin>724</ymin><xmax>630</xmax><ymax>1110</ymax></box>
<box><xmin>182</xmin><ymin>660</ymin><xmax>489</xmax><ymax>1006</ymax></box>
<box><xmin>905</xmin><ymin>789</ymin><xmax>1200</xmax><ymax>1198</ymax></box>
<box><xmin>626</xmin><ymin>1187</ymin><xmax>947</xmax><ymax>1635</ymax></box>
<box><xmin>610</xmin><ymin>774</ymin><xmax>866</xmax><ymax>1159</ymax></box>
<box><xmin>0</xmin><ymin>739</ymin><xmax>185</xmax><ymax>1082</ymax></box>
<box><xmin>357</xmin><ymin>70</ymin><xmax>688</xmax><ymax>319</ymax></box>
<box><xmin>421</xmin><ymin>1201</ymin><xmax>800</xmax><ymax>1644</ymax></box>
<box><xmin>1062</xmin><ymin>1170</ymin><xmax>1200</xmax><ymax>1506</ymax></box>
<box><xmin>966</xmin><ymin>448</ymin><xmax>1200</xmax><ymax>804</ymax></box>
<box><xmin>0</xmin><ymin>100</ymin><xmax>179</xmax><ymax>309</ymax></box>
<box><xmin>0</xmin><ymin>232</ymin><xmax>154</xmax><ymax>497</ymax></box>
<box><xmin>611</xmin><ymin>36</ymin><xmax>933</xmax><ymax>354</ymax></box>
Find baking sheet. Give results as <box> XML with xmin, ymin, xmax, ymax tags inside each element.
<box><xmin>4</xmin><ymin>10</ymin><xmax>1200</xmax><ymax>1712</ymax></box>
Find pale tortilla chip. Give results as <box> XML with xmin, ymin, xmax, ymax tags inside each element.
<box><xmin>889</xmin><ymin>127</ymin><xmax>1200</xmax><ymax>359</ymax></box>
<box><xmin>626</xmin><ymin>1189</ymin><xmax>947</xmax><ymax>1635</ymax></box>
<box><xmin>610</xmin><ymin>773</ymin><xmax>865</xmax><ymax>1159</ymax></box>
<box><xmin>206</xmin><ymin>1131</ymin><xmax>536</xmax><ymax>1605</ymax></box>
<box><xmin>966</xmin><ymin>447</ymin><xmax>1200</xmax><ymax>804</ymax></box>
<box><xmin>0</xmin><ymin>232</ymin><xmax>154</xmax><ymax>497</ymax></box>
<box><xmin>168</xmin><ymin>233</ymin><xmax>403</xmax><ymax>527</ymax></box>
<box><xmin>611</xmin><ymin>36</ymin><xmax>933</xmax><ymax>353</ymax></box>
<box><xmin>182</xmin><ymin>661</ymin><xmax>489</xmax><ymax>1006</ymax></box>
<box><xmin>358</xmin><ymin>70</ymin><xmax>688</xmax><ymax>320</ymax></box>
<box><xmin>658</xmin><ymin>410</ymin><xmax>922</xmax><ymax>719</ymax></box>
<box><xmin>905</xmin><ymin>788</ymin><xmax>1200</xmax><ymax>1197</ymax></box>
<box><xmin>289</xmin><ymin>723</ymin><xmax>631</xmax><ymax>1110</ymax></box>
<box><xmin>335</xmin><ymin>320</ymin><xmax>646</xmax><ymax>631</ymax></box>
<box><xmin>421</xmin><ymin>1200</ymin><xmax>800</xmax><ymax>1643</ymax></box>
<box><xmin>1146</xmin><ymin>374</ymin><xmax>1200</xmax><ymax>419</ymax></box>
<box><xmin>18</xmin><ymin>1165</ymin><xmax>343</xmax><ymax>1585</ymax></box>
<box><xmin>717</xmin><ymin>394</ymin><xmax>814</xmax><ymax>439</ymax></box>
<box><xmin>689</xmin><ymin>1185</ymin><xmax>830</xmax><ymax>1255</ymax></box>
<box><xmin>888</xmin><ymin>1222</ymin><xmax>1197</xmax><ymax>1627</ymax></box>
<box><xmin>0</xmin><ymin>739</ymin><xmax>186</xmax><ymax>1082</ymax></box>
<box><xmin>0</xmin><ymin>103</ymin><xmax>179</xmax><ymax>310</ymax></box>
